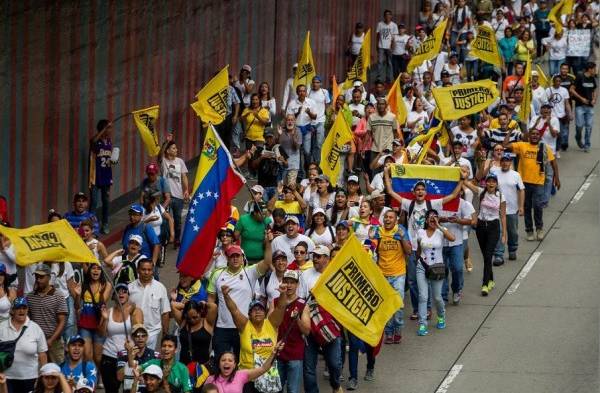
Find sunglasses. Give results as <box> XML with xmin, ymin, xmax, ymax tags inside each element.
<box><xmin>294</xmin><ymin>250</ymin><xmax>307</xmax><ymax>255</ymax></box>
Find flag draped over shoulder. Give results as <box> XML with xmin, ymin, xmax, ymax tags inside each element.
<box><xmin>471</xmin><ymin>24</ymin><xmax>503</xmax><ymax>68</ymax></box>
<box><xmin>0</xmin><ymin>220</ymin><xmax>98</xmax><ymax>265</ymax></box>
<box><xmin>390</xmin><ymin>164</ymin><xmax>461</xmax><ymax>211</ymax></box>
<box><xmin>177</xmin><ymin>124</ymin><xmax>245</xmax><ymax>278</ymax></box>
<box><xmin>132</xmin><ymin>105</ymin><xmax>161</xmax><ymax>156</ymax></box>
<box><xmin>191</xmin><ymin>66</ymin><xmax>229</xmax><ymax>125</ymax></box>
<box><xmin>519</xmin><ymin>55</ymin><xmax>532</xmax><ymax>123</ymax></box>
<box><xmin>294</xmin><ymin>31</ymin><xmax>316</xmax><ymax>89</ymax></box>
<box><xmin>344</xmin><ymin>29</ymin><xmax>371</xmax><ymax>88</ymax></box>
<box><xmin>386</xmin><ymin>75</ymin><xmax>407</xmax><ymax>125</ymax></box>
<box><xmin>311</xmin><ymin>234</ymin><xmax>403</xmax><ymax>347</ymax></box>
<box><xmin>320</xmin><ymin>112</ymin><xmax>354</xmax><ymax>186</ymax></box>
<box><xmin>407</xmin><ymin>18</ymin><xmax>448</xmax><ymax>73</ymax></box>
<box><xmin>431</xmin><ymin>79</ymin><xmax>499</xmax><ymax>120</ymax></box>
<box><xmin>549</xmin><ymin>0</ymin><xmax>574</xmax><ymax>34</ymax></box>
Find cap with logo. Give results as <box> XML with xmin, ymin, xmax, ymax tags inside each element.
<box><xmin>73</xmin><ymin>192</ymin><xmax>88</xmax><ymax>201</ymax></box>
<box><xmin>128</xmin><ymin>234</ymin><xmax>143</xmax><ymax>245</ymax></box>
<box><xmin>347</xmin><ymin>175</ymin><xmax>359</xmax><ymax>183</ymax></box>
<box><xmin>129</xmin><ymin>204</ymin><xmax>144</xmax><ymax>214</ymax></box>
<box><xmin>313</xmin><ymin>245</ymin><xmax>330</xmax><ymax>257</ymax></box>
<box><xmin>12</xmin><ymin>297</ymin><xmax>28</xmax><ymax>309</ymax></box>
<box><xmin>285</xmin><ymin>215</ymin><xmax>300</xmax><ymax>225</ymax></box>
<box><xmin>242</xmin><ymin>64</ymin><xmax>252</xmax><ymax>73</ymax></box>
<box><xmin>283</xmin><ymin>270</ymin><xmax>300</xmax><ymax>282</ymax></box>
<box><xmin>68</xmin><ymin>335</ymin><xmax>85</xmax><ymax>345</ymax></box>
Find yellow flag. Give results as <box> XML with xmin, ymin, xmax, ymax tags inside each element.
<box><xmin>470</xmin><ymin>25</ymin><xmax>503</xmax><ymax>68</ymax></box>
<box><xmin>431</xmin><ymin>79</ymin><xmax>499</xmax><ymax>120</ymax></box>
<box><xmin>519</xmin><ymin>55</ymin><xmax>532</xmax><ymax>123</ymax></box>
<box><xmin>535</xmin><ymin>64</ymin><xmax>549</xmax><ymax>88</ymax></box>
<box><xmin>311</xmin><ymin>234</ymin><xmax>403</xmax><ymax>346</ymax></box>
<box><xmin>344</xmin><ymin>29</ymin><xmax>371</xmax><ymax>88</ymax></box>
<box><xmin>332</xmin><ymin>75</ymin><xmax>341</xmax><ymax>105</ymax></box>
<box><xmin>549</xmin><ymin>0</ymin><xmax>574</xmax><ymax>35</ymax></box>
<box><xmin>320</xmin><ymin>111</ymin><xmax>354</xmax><ymax>186</ymax></box>
<box><xmin>294</xmin><ymin>31</ymin><xmax>316</xmax><ymax>89</ymax></box>
<box><xmin>191</xmin><ymin>65</ymin><xmax>229</xmax><ymax>125</ymax></box>
<box><xmin>386</xmin><ymin>75</ymin><xmax>407</xmax><ymax>125</ymax></box>
<box><xmin>132</xmin><ymin>105</ymin><xmax>161</xmax><ymax>156</ymax></box>
<box><xmin>0</xmin><ymin>220</ymin><xmax>98</xmax><ymax>266</ymax></box>
<box><xmin>407</xmin><ymin>18</ymin><xmax>448</xmax><ymax>73</ymax></box>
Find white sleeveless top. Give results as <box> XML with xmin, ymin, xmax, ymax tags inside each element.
<box><xmin>102</xmin><ymin>308</ymin><xmax>132</xmax><ymax>358</ymax></box>
<box><xmin>0</xmin><ymin>294</ymin><xmax>11</xmax><ymax>321</ymax></box>
<box><xmin>351</xmin><ymin>33</ymin><xmax>365</xmax><ymax>55</ymax></box>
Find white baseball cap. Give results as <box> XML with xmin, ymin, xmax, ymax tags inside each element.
<box><xmin>128</xmin><ymin>234</ymin><xmax>143</xmax><ymax>245</ymax></box>
<box><xmin>40</xmin><ymin>363</ymin><xmax>61</xmax><ymax>376</ymax></box>
<box><xmin>313</xmin><ymin>245</ymin><xmax>330</xmax><ymax>257</ymax></box>
<box><xmin>142</xmin><ymin>364</ymin><xmax>164</xmax><ymax>380</ymax></box>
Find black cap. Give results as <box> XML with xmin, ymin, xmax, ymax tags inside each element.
<box><xmin>452</xmin><ymin>139</ymin><xmax>464</xmax><ymax>146</ymax></box>
<box><xmin>73</xmin><ymin>192</ymin><xmax>88</xmax><ymax>201</ymax></box>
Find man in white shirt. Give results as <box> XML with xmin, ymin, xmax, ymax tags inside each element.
<box><xmin>348</xmin><ymin>89</ymin><xmax>366</xmax><ymax>127</ymax></box>
<box><xmin>297</xmin><ymin>245</ymin><xmax>330</xmax><ymax>299</ymax></box>
<box><xmin>271</xmin><ymin>216</ymin><xmax>315</xmax><ymax>262</ymax></box>
<box><xmin>376</xmin><ymin>9</ymin><xmax>399</xmax><ymax>83</ymax></box>
<box><xmin>308</xmin><ymin>76</ymin><xmax>331</xmax><ymax>163</ymax></box>
<box><xmin>128</xmin><ymin>259</ymin><xmax>171</xmax><ymax>350</ymax></box>
<box><xmin>440</xmin><ymin>140</ymin><xmax>474</xmax><ymax>179</ymax></box>
<box><xmin>281</xmin><ymin>63</ymin><xmax>298</xmax><ymax>116</ymax></box>
<box><xmin>492</xmin><ymin>154</ymin><xmax>525</xmax><ymax>265</ymax></box>
<box><xmin>545</xmin><ymin>74</ymin><xmax>572</xmax><ymax>152</ymax></box>
<box><xmin>286</xmin><ymin>85</ymin><xmax>317</xmax><ymax>172</ymax></box>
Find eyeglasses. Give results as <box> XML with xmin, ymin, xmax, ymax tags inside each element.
<box><xmin>294</xmin><ymin>250</ymin><xmax>306</xmax><ymax>255</ymax></box>
<box><xmin>133</xmin><ymin>333</ymin><xmax>148</xmax><ymax>338</ymax></box>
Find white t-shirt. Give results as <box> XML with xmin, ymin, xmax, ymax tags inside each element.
<box><xmin>440</xmin><ymin>199</ymin><xmax>476</xmax><ymax>247</ymax></box>
<box><xmin>370</xmin><ymin>172</ymin><xmax>385</xmax><ymax>193</ymax></box>
<box><xmin>529</xmin><ymin>115</ymin><xmax>560</xmax><ymax>154</ymax></box>
<box><xmin>495</xmin><ymin>169</ymin><xmax>525</xmax><ymax>215</ymax></box>
<box><xmin>271</xmin><ymin>234</ymin><xmax>315</xmax><ymax>264</ymax></box>
<box><xmin>1</xmin><ymin>317</ymin><xmax>48</xmax><ymax>379</ymax></box>
<box><xmin>209</xmin><ymin>265</ymin><xmax>262</xmax><ymax>328</ymax></box>
<box><xmin>307</xmin><ymin>226</ymin><xmax>335</xmax><ymax>248</ymax></box>
<box><xmin>286</xmin><ymin>98</ymin><xmax>318</xmax><ymax>126</ymax></box>
<box><xmin>142</xmin><ymin>205</ymin><xmax>165</xmax><ymax>237</ymax></box>
<box><xmin>417</xmin><ymin>229</ymin><xmax>445</xmax><ymax>266</ymax></box>
<box><xmin>401</xmin><ymin>198</ymin><xmax>444</xmax><ymax>250</ymax></box>
<box><xmin>350</xmin><ymin>33</ymin><xmax>365</xmax><ymax>55</ymax></box>
<box><xmin>376</xmin><ymin>21</ymin><xmax>399</xmax><ymax>49</ymax></box>
<box><xmin>492</xmin><ymin>19</ymin><xmax>510</xmax><ymax>41</ymax></box>
<box><xmin>532</xmin><ymin>86</ymin><xmax>548</xmax><ymax>115</ymax></box>
<box><xmin>545</xmin><ymin>87</ymin><xmax>570</xmax><ymax>119</ymax></box>
<box><xmin>128</xmin><ymin>279</ymin><xmax>171</xmax><ymax>336</ymax></box>
<box><xmin>542</xmin><ymin>36</ymin><xmax>568</xmax><ymax>60</ymax></box>
<box><xmin>0</xmin><ymin>245</ymin><xmax>17</xmax><ymax>276</ymax></box>
<box><xmin>161</xmin><ymin>157</ymin><xmax>188</xmax><ymax>200</ymax></box>
<box><xmin>348</xmin><ymin>102</ymin><xmax>365</xmax><ymax>127</ymax></box>
<box><xmin>234</xmin><ymin>79</ymin><xmax>255</xmax><ymax>107</ymax></box>
<box><xmin>391</xmin><ymin>33</ymin><xmax>412</xmax><ymax>55</ymax></box>
<box><xmin>477</xmin><ymin>188</ymin><xmax>506</xmax><ymax>221</ymax></box>
<box><xmin>308</xmin><ymin>88</ymin><xmax>331</xmax><ymax>124</ymax></box>
<box><xmin>450</xmin><ymin>127</ymin><xmax>478</xmax><ymax>158</ymax></box>
<box><xmin>298</xmin><ymin>268</ymin><xmax>321</xmax><ymax>299</ymax></box>
<box><xmin>407</xmin><ymin>111</ymin><xmax>430</xmax><ymax>129</ymax></box>
<box><xmin>255</xmin><ymin>272</ymin><xmax>282</xmax><ymax>305</ymax></box>
<box><xmin>49</xmin><ymin>262</ymin><xmax>74</xmax><ymax>299</ymax></box>
<box><xmin>326</xmin><ymin>206</ymin><xmax>359</xmax><ymax>224</ymax></box>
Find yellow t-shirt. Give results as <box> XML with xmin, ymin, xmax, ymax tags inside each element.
<box><xmin>274</xmin><ymin>200</ymin><xmax>303</xmax><ymax>215</ymax></box>
<box><xmin>511</xmin><ymin>142</ymin><xmax>554</xmax><ymax>185</ymax></box>
<box><xmin>242</xmin><ymin>108</ymin><xmax>270</xmax><ymax>142</ymax></box>
<box><xmin>489</xmin><ymin>118</ymin><xmax>519</xmax><ymax>130</ymax></box>
<box><xmin>375</xmin><ymin>225</ymin><xmax>407</xmax><ymax>277</ymax></box>
<box><xmin>239</xmin><ymin>320</ymin><xmax>277</xmax><ymax>370</ymax></box>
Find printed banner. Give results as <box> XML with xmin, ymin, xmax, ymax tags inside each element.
<box><xmin>344</xmin><ymin>29</ymin><xmax>371</xmax><ymax>86</ymax></box>
<box><xmin>431</xmin><ymin>79</ymin><xmax>499</xmax><ymax>120</ymax></box>
<box><xmin>407</xmin><ymin>18</ymin><xmax>448</xmax><ymax>73</ymax></box>
<box><xmin>566</xmin><ymin>29</ymin><xmax>592</xmax><ymax>58</ymax></box>
<box><xmin>294</xmin><ymin>31</ymin><xmax>317</xmax><ymax>89</ymax></box>
<box><xmin>132</xmin><ymin>105</ymin><xmax>161</xmax><ymax>156</ymax></box>
<box><xmin>320</xmin><ymin>112</ymin><xmax>354</xmax><ymax>186</ymax></box>
<box><xmin>471</xmin><ymin>25</ymin><xmax>503</xmax><ymax>68</ymax></box>
<box><xmin>192</xmin><ymin>65</ymin><xmax>229</xmax><ymax>125</ymax></box>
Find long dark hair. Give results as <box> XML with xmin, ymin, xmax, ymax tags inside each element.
<box><xmin>82</xmin><ymin>263</ymin><xmax>106</xmax><ymax>305</ymax></box>
<box><xmin>33</xmin><ymin>376</ymin><xmax>62</xmax><ymax>393</ymax></box>
<box><xmin>213</xmin><ymin>351</ymin><xmax>238</xmax><ymax>383</ymax></box>
<box><xmin>423</xmin><ymin>209</ymin><xmax>439</xmax><ymax>230</ymax></box>
<box><xmin>183</xmin><ymin>300</ymin><xmax>208</xmax><ymax>323</ymax></box>
<box><xmin>329</xmin><ymin>189</ymin><xmax>348</xmax><ymax>226</ymax></box>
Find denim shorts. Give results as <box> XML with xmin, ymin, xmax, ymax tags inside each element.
<box><xmin>79</xmin><ymin>327</ymin><xmax>106</xmax><ymax>344</ymax></box>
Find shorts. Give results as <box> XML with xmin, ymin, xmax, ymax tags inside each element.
<box><xmin>79</xmin><ymin>327</ymin><xmax>106</xmax><ymax>344</ymax></box>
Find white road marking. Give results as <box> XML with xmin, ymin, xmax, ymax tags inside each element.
<box><xmin>436</xmin><ymin>364</ymin><xmax>464</xmax><ymax>393</ymax></box>
<box><xmin>507</xmin><ymin>251</ymin><xmax>543</xmax><ymax>295</ymax></box>
<box><xmin>570</xmin><ymin>173</ymin><xmax>597</xmax><ymax>204</ymax></box>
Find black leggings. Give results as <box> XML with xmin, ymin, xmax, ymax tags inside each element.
<box><xmin>476</xmin><ymin>219</ymin><xmax>500</xmax><ymax>286</ymax></box>
<box><xmin>100</xmin><ymin>354</ymin><xmax>120</xmax><ymax>392</ymax></box>
<box><xmin>7</xmin><ymin>378</ymin><xmax>36</xmax><ymax>393</ymax></box>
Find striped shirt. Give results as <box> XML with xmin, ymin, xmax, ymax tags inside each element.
<box><xmin>26</xmin><ymin>287</ymin><xmax>68</xmax><ymax>338</ymax></box>
<box><xmin>484</xmin><ymin>127</ymin><xmax>522</xmax><ymax>154</ymax></box>
<box><xmin>367</xmin><ymin>112</ymin><xmax>398</xmax><ymax>153</ymax></box>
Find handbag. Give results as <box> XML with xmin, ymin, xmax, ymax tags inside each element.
<box><xmin>421</xmin><ymin>258</ymin><xmax>446</xmax><ymax>281</ymax></box>
<box><xmin>252</xmin><ymin>345</ymin><xmax>282</xmax><ymax>393</ymax></box>
<box><xmin>0</xmin><ymin>326</ymin><xmax>27</xmax><ymax>371</ymax></box>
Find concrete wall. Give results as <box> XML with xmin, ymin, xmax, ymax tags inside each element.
<box><xmin>0</xmin><ymin>0</ymin><xmax>418</xmax><ymax>226</ymax></box>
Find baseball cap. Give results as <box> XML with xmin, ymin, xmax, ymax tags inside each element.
<box><xmin>40</xmin><ymin>363</ymin><xmax>61</xmax><ymax>377</ymax></box>
<box><xmin>251</xmin><ymin>185</ymin><xmax>265</xmax><ymax>194</ymax></box>
<box><xmin>115</xmin><ymin>283</ymin><xmax>129</xmax><ymax>292</ymax></box>
<box><xmin>392</xmin><ymin>139</ymin><xmax>403</xmax><ymax>146</ymax></box>
<box><xmin>129</xmin><ymin>204</ymin><xmax>144</xmax><ymax>214</ymax></box>
<box><xmin>312</xmin><ymin>207</ymin><xmax>326</xmax><ymax>217</ymax></box>
<box><xmin>73</xmin><ymin>192</ymin><xmax>88</xmax><ymax>201</ymax></box>
<box><xmin>452</xmin><ymin>139</ymin><xmax>464</xmax><ymax>146</ymax></box>
<box><xmin>353</xmin><ymin>80</ymin><xmax>363</xmax><ymax>87</ymax></box>
<box><xmin>128</xmin><ymin>234</ymin><xmax>143</xmax><ymax>245</ymax></box>
<box><xmin>412</xmin><ymin>180</ymin><xmax>427</xmax><ymax>190</ymax></box>
<box><xmin>142</xmin><ymin>364</ymin><xmax>164</xmax><ymax>380</ymax></box>
<box><xmin>145</xmin><ymin>163</ymin><xmax>159</xmax><ymax>175</ymax></box>
<box><xmin>336</xmin><ymin>220</ymin><xmax>350</xmax><ymax>229</ymax></box>
<box><xmin>273</xmin><ymin>250</ymin><xmax>287</xmax><ymax>260</ymax></box>
<box><xmin>348</xmin><ymin>175</ymin><xmax>359</xmax><ymax>183</ymax></box>
<box><xmin>501</xmin><ymin>153</ymin><xmax>513</xmax><ymax>161</ymax></box>
<box><xmin>264</xmin><ymin>129</ymin><xmax>275</xmax><ymax>137</ymax></box>
<box><xmin>531</xmin><ymin>70</ymin><xmax>539</xmax><ymax>76</ymax></box>
<box><xmin>415</xmin><ymin>24</ymin><xmax>424</xmax><ymax>31</ymax></box>
<box><xmin>131</xmin><ymin>324</ymin><xmax>149</xmax><ymax>335</ymax></box>
<box><xmin>225</xmin><ymin>244</ymin><xmax>243</xmax><ymax>257</ymax></box>
<box><xmin>313</xmin><ymin>75</ymin><xmax>322</xmax><ymax>82</ymax></box>
<box><xmin>313</xmin><ymin>245</ymin><xmax>331</xmax><ymax>257</ymax></box>
<box><xmin>485</xmin><ymin>173</ymin><xmax>498</xmax><ymax>181</ymax></box>
<box><xmin>283</xmin><ymin>270</ymin><xmax>300</xmax><ymax>282</ymax></box>
<box><xmin>292</xmin><ymin>63</ymin><xmax>298</xmax><ymax>69</ymax></box>
<box><xmin>285</xmin><ymin>215</ymin><xmax>300</xmax><ymax>225</ymax></box>
<box><xmin>242</xmin><ymin>64</ymin><xmax>252</xmax><ymax>73</ymax></box>
<box><xmin>12</xmin><ymin>297</ymin><xmax>28</xmax><ymax>309</ymax></box>
<box><xmin>68</xmin><ymin>335</ymin><xmax>85</xmax><ymax>345</ymax></box>
<box><xmin>248</xmin><ymin>299</ymin><xmax>267</xmax><ymax>311</ymax></box>
<box><xmin>34</xmin><ymin>264</ymin><xmax>52</xmax><ymax>276</ymax></box>
<box><xmin>441</xmin><ymin>70</ymin><xmax>450</xmax><ymax>77</ymax></box>
<box><xmin>74</xmin><ymin>379</ymin><xmax>94</xmax><ymax>392</ymax></box>
<box><xmin>316</xmin><ymin>174</ymin><xmax>330</xmax><ymax>182</ymax></box>
<box><xmin>369</xmin><ymin>189</ymin><xmax>385</xmax><ymax>200</ymax></box>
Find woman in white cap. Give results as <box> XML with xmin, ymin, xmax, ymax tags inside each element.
<box><xmin>308</xmin><ymin>175</ymin><xmax>335</xmax><ymax>222</ymax></box>
<box><xmin>131</xmin><ymin>364</ymin><xmax>164</xmax><ymax>393</ymax></box>
<box><xmin>306</xmin><ymin>208</ymin><xmax>336</xmax><ymax>249</ymax></box>
<box><xmin>32</xmin><ymin>363</ymin><xmax>70</xmax><ymax>393</ymax></box>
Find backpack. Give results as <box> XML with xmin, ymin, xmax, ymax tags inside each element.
<box><xmin>115</xmin><ymin>254</ymin><xmax>142</xmax><ymax>285</ymax></box>
<box><xmin>0</xmin><ymin>326</ymin><xmax>27</xmax><ymax>371</ymax></box>
<box><xmin>407</xmin><ymin>200</ymin><xmax>433</xmax><ymax>223</ymax></box>
<box><xmin>307</xmin><ymin>297</ymin><xmax>341</xmax><ymax>346</ymax></box>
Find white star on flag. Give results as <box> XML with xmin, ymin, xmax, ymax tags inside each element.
<box><xmin>206</xmin><ymin>190</ymin><xmax>212</xmax><ymax>197</ymax></box>
<box><xmin>189</xmin><ymin>217</ymin><xmax>195</xmax><ymax>223</ymax></box>
<box><xmin>214</xmin><ymin>192</ymin><xmax>219</xmax><ymax>198</ymax></box>
<box><xmin>190</xmin><ymin>208</ymin><xmax>195</xmax><ymax>214</ymax></box>
<box><xmin>198</xmin><ymin>193</ymin><xmax>204</xmax><ymax>199</ymax></box>
<box><xmin>193</xmin><ymin>225</ymin><xmax>200</xmax><ymax>231</ymax></box>
<box><xmin>192</xmin><ymin>199</ymin><xmax>198</xmax><ymax>206</ymax></box>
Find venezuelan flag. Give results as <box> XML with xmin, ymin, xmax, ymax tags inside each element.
<box><xmin>390</xmin><ymin>164</ymin><xmax>461</xmax><ymax>211</ymax></box>
<box><xmin>177</xmin><ymin>124</ymin><xmax>245</xmax><ymax>278</ymax></box>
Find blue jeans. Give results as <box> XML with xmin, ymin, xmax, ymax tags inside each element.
<box><xmin>559</xmin><ymin>119</ymin><xmax>570</xmax><ymax>148</ymax></box>
<box><xmin>494</xmin><ymin>213</ymin><xmax>519</xmax><ymax>258</ymax></box>
<box><xmin>575</xmin><ymin>105</ymin><xmax>594</xmax><ymax>148</ymax></box>
<box><xmin>549</xmin><ymin>59</ymin><xmax>563</xmax><ymax>77</ymax></box>
<box><xmin>213</xmin><ymin>327</ymin><xmax>241</xmax><ymax>361</ymax></box>
<box><xmin>384</xmin><ymin>275</ymin><xmax>405</xmax><ymax>336</ymax></box>
<box><xmin>304</xmin><ymin>335</ymin><xmax>342</xmax><ymax>393</ymax></box>
<box><xmin>262</xmin><ymin>186</ymin><xmax>277</xmax><ymax>203</ymax></box>
<box><xmin>90</xmin><ymin>184</ymin><xmax>110</xmax><ymax>226</ymax></box>
<box><xmin>62</xmin><ymin>295</ymin><xmax>77</xmax><ymax>343</ymax></box>
<box><xmin>524</xmin><ymin>183</ymin><xmax>545</xmax><ymax>232</ymax></box>
<box><xmin>442</xmin><ymin>244</ymin><xmax>464</xmax><ymax>301</ymax></box>
<box><xmin>416</xmin><ymin>262</ymin><xmax>445</xmax><ymax>326</ymax></box>
<box><xmin>278</xmin><ymin>359</ymin><xmax>303</xmax><ymax>393</ymax></box>
<box><xmin>407</xmin><ymin>252</ymin><xmax>431</xmax><ymax>313</ymax></box>
<box><xmin>377</xmin><ymin>48</ymin><xmax>394</xmax><ymax>83</ymax></box>
<box><xmin>347</xmin><ymin>332</ymin><xmax>375</xmax><ymax>379</ymax></box>
<box><xmin>465</xmin><ymin>60</ymin><xmax>478</xmax><ymax>81</ymax></box>
<box><xmin>311</xmin><ymin>122</ymin><xmax>325</xmax><ymax>164</ymax></box>
<box><xmin>542</xmin><ymin>162</ymin><xmax>554</xmax><ymax>207</ymax></box>
<box><xmin>169</xmin><ymin>197</ymin><xmax>184</xmax><ymax>241</ymax></box>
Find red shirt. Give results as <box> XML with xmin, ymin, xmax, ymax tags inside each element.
<box><xmin>275</xmin><ymin>297</ymin><xmax>306</xmax><ymax>361</ymax></box>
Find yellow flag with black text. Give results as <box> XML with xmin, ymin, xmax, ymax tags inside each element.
<box><xmin>132</xmin><ymin>105</ymin><xmax>161</xmax><ymax>156</ymax></box>
<box><xmin>471</xmin><ymin>24</ymin><xmax>503</xmax><ymax>68</ymax></box>
<box><xmin>311</xmin><ymin>234</ymin><xmax>403</xmax><ymax>346</ymax></box>
<box><xmin>294</xmin><ymin>31</ymin><xmax>316</xmax><ymax>89</ymax></box>
<box><xmin>320</xmin><ymin>112</ymin><xmax>354</xmax><ymax>186</ymax></box>
<box><xmin>431</xmin><ymin>79</ymin><xmax>499</xmax><ymax>120</ymax></box>
<box><xmin>344</xmin><ymin>29</ymin><xmax>371</xmax><ymax>88</ymax></box>
<box><xmin>535</xmin><ymin>64</ymin><xmax>549</xmax><ymax>88</ymax></box>
<box><xmin>549</xmin><ymin>0</ymin><xmax>574</xmax><ymax>34</ymax></box>
<box><xmin>332</xmin><ymin>75</ymin><xmax>341</xmax><ymax>105</ymax></box>
<box><xmin>191</xmin><ymin>65</ymin><xmax>229</xmax><ymax>125</ymax></box>
<box><xmin>386</xmin><ymin>75</ymin><xmax>407</xmax><ymax>125</ymax></box>
<box><xmin>519</xmin><ymin>55</ymin><xmax>532</xmax><ymax>123</ymax></box>
<box><xmin>407</xmin><ymin>18</ymin><xmax>448</xmax><ymax>73</ymax></box>
<box><xmin>0</xmin><ymin>220</ymin><xmax>98</xmax><ymax>266</ymax></box>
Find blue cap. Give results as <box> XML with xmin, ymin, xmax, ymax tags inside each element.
<box><xmin>12</xmin><ymin>297</ymin><xmax>28</xmax><ymax>308</ymax></box>
<box><xmin>115</xmin><ymin>283</ymin><xmax>129</xmax><ymax>292</ymax></box>
<box><xmin>501</xmin><ymin>153</ymin><xmax>512</xmax><ymax>161</ymax></box>
<box><xmin>312</xmin><ymin>75</ymin><xmax>322</xmax><ymax>82</ymax></box>
<box><xmin>248</xmin><ymin>299</ymin><xmax>267</xmax><ymax>312</ymax></box>
<box><xmin>129</xmin><ymin>204</ymin><xmax>144</xmax><ymax>214</ymax></box>
<box><xmin>485</xmin><ymin>173</ymin><xmax>498</xmax><ymax>181</ymax></box>
<box><xmin>68</xmin><ymin>335</ymin><xmax>85</xmax><ymax>345</ymax></box>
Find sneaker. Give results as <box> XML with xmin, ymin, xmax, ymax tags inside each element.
<box><xmin>417</xmin><ymin>324</ymin><xmax>428</xmax><ymax>336</ymax></box>
<box><xmin>393</xmin><ymin>334</ymin><xmax>402</xmax><ymax>344</ymax></box>
<box><xmin>556</xmin><ymin>151</ymin><xmax>561</xmax><ymax>159</ymax></box>
<box><xmin>465</xmin><ymin>257</ymin><xmax>473</xmax><ymax>272</ymax></box>
<box><xmin>536</xmin><ymin>229</ymin><xmax>545</xmax><ymax>240</ymax></box>
<box><xmin>452</xmin><ymin>292</ymin><xmax>461</xmax><ymax>305</ymax></box>
<box><xmin>487</xmin><ymin>280</ymin><xmax>495</xmax><ymax>291</ymax></box>
<box><xmin>493</xmin><ymin>257</ymin><xmax>504</xmax><ymax>266</ymax></box>
<box><xmin>364</xmin><ymin>369</ymin><xmax>375</xmax><ymax>382</ymax></box>
<box><xmin>526</xmin><ymin>232</ymin><xmax>535</xmax><ymax>241</ymax></box>
<box><xmin>563</xmin><ymin>143</ymin><xmax>571</xmax><ymax>151</ymax></box>
<box><xmin>576</xmin><ymin>139</ymin><xmax>584</xmax><ymax>149</ymax></box>
<box><xmin>384</xmin><ymin>334</ymin><xmax>394</xmax><ymax>344</ymax></box>
<box><xmin>409</xmin><ymin>312</ymin><xmax>418</xmax><ymax>320</ymax></box>
<box><xmin>508</xmin><ymin>252</ymin><xmax>517</xmax><ymax>260</ymax></box>
<box><xmin>436</xmin><ymin>316</ymin><xmax>446</xmax><ymax>329</ymax></box>
<box><xmin>347</xmin><ymin>378</ymin><xmax>358</xmax><ymax>391</ymax></box>
<box><xmin>323</xmin><ymin>369</ymin><xmax>330</xmax><ymax>378</ymax></box>
<box><xmin>101</xmin><ymin>224</ymin><xmax>110</xmax><ymax>235</ymax></box>
<box><xmin>481</xmin><ymin>284</ymin><xmax>489</xmax><ymax>296</ymax></box>
<box><xmin>340</xmin><ymin>374</ymin><xmax>345</xmax><ymax>382</ymax></box>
